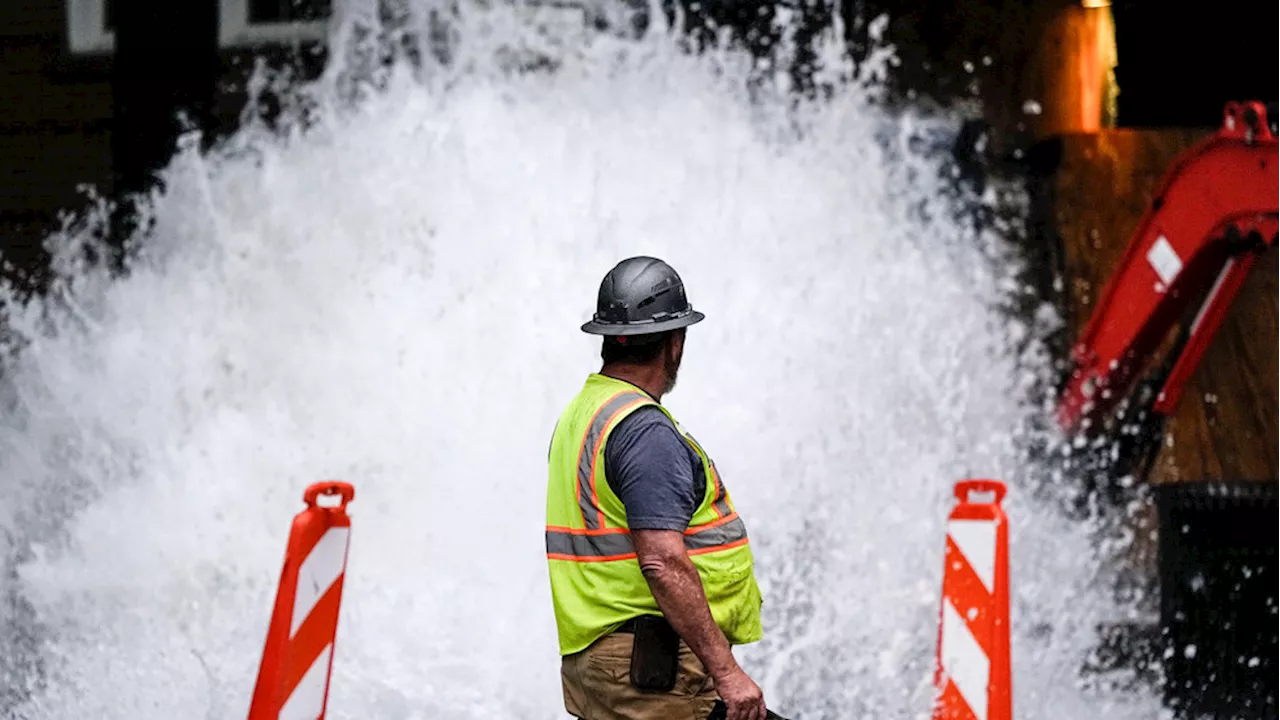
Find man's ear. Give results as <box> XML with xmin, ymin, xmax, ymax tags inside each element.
<box><xmin>668</xmin><ymin>330</ymin><xmax>685</xmax><ymax>357</ymax></box>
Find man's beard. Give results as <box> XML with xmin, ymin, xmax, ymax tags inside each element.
<box><xmin>662</xmin><ymin>347</ymin><xmax>682</xmax><ymax>395</ymax></box>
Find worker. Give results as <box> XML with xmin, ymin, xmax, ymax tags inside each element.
<box><xmin>545</xmin><ymin>256</ymin><xmax>768</xmax><ymax>720</ymax></box>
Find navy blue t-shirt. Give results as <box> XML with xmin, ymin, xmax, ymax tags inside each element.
<box><xmin>603</xmin><ymin>405</ymin><xmax>707</xmax><ymax>531</ymax></box>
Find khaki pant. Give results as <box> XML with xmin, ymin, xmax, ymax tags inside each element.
<box><xmin>561</xmin><ymin>632</ymin><xmax>720</xmax><ymax>720</ymax></box>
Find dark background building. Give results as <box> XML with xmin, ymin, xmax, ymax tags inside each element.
<box><xmin>0</xmin><ymin>0</ymin><xmax>329</xmax><ymax>288</ymax></box>
<box><xmin>0</xmin><ymin>0</ymin><xmax>1275</xmax><ymax>288</ymax></box>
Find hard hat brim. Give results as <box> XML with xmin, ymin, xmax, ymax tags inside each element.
<box><xmin>580</xmin><ymin>310</ymin><xmax>705</xmax><ymax>336</ymax></box>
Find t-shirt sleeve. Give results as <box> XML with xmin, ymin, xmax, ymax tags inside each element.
<box><xmin>604</xmin><ymin>406</ymin><xmax>699</xmax><ymax>531</ymax></box>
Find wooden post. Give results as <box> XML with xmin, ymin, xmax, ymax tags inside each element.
<box><xmin>1027</xmin><ymin>2</ymin><xmax>1118</xmax><ymax>138</ymax></box>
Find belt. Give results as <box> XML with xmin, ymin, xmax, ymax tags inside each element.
<box><xmin>615</xmin><ymin>615</ymin><xmax>677</xmax><ymax>634</ymax></box>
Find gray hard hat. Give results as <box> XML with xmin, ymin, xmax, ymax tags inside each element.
<box><xmin>581</xmin><ymin>256</ymin><xmax>705</xmax><ymax>336</ymax></box>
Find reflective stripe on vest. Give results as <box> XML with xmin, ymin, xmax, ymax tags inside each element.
<box><xmin>549</xmin><ymin>389</ymin><xmax>747</xmax><ymax>561</ymax></box>
<box><xmin>546</xmin><ymin>515</ymin><xmax>750</xmax><ymax>561</ymax></box>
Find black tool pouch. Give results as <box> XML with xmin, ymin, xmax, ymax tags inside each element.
<box><xmin>628</xmin><ymin>615</ymin><xmax>681</xmax><ymax>691</ymax></box>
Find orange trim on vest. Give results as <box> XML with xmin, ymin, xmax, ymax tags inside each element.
<box><xmin>585</xmin><ymin>394</ymin><xmax>652</xmax><ymax>529</ymax></box>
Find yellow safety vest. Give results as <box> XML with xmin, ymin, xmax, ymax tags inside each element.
<box><xmin>546</xmin><ymin>373</ymin><xmax>764</xmax><ymax>655</ymax></box>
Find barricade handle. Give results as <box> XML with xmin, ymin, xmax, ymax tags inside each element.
<box><xmin>953</xmin><ymin>479</ymin><xmax>1007</xmax><ymax>506</ymax></box>
<box><xmin>304</xmin><ymin>481</ymin><xmax>356</xmax><ymax>510</ymax></box>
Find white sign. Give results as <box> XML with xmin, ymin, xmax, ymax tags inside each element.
<box><xmin>66</xmin><ymin>0</ymin><xmax>113</xmax><ymax>54</ymax></box>
<box><xmin>65</xmin><ymin>0</ymin><xmax>331</xmax><ymax>54</ymax></box>
<box><xmin>1146</xmin><ymin>234</ymin><xmax>1183</xmax><ymax>288</ymax></box>
<box><xmin>219</xmin><ymin>0</ymin><xmax>330</xmax><ymax>48</ymax></box>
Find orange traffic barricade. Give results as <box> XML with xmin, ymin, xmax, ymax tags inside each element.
<box><xmin>932</xmin><ymin>479</ymin><xmax>1011</xmax><ymax>720</ymax></box>
<box><xmin>248</xmin><ymin>481</ymin><xmax>355</xmax><ymax>720</ymax></box>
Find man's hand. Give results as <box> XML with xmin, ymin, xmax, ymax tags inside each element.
<box><xmin>714</xmin><ymin>666</ymin><xmax>767</xmax><ymax>720</ymax></box>
<box><xmin>632</xmin><ymin>529</ymin><xmax>767</xmax><ymax>720</ymax></box>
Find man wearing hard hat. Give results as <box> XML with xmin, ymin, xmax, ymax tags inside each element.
<box><xmin>545</xmin><ymin>256</ymin><xmax>768</xmax><ymax>720</ymax></box>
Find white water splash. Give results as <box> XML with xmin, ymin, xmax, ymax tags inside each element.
<box><xmin>0</xmin><ymin>3</ymin><xmax>1160</xmax><ymax>718</ymax></box>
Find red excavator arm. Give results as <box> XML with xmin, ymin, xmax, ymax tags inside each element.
<box><xmin>1057</xmin><ymin>101</ymin><xmax>1279</xmax><ymax>435</ymax></box>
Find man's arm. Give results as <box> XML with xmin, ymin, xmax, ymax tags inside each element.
<box><xmin>634</xmin><ymin>530</ymin><xmax>766</xmax><ymax>720</ymax></box>
<box><xmin>604</xmin><ymin>411</ymin><xmax>766</xmax><ymax>719</ymax></box>
<box><xmin>633</xmin><ymin>529</ymin><xmax>737</xmax><ymax>676</ymax></box>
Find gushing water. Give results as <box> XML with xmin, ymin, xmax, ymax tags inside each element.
<box><xmin>0</xmin><ymin>3</ymin><xmax>1161</xmax><ymax>718</ymax></box>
